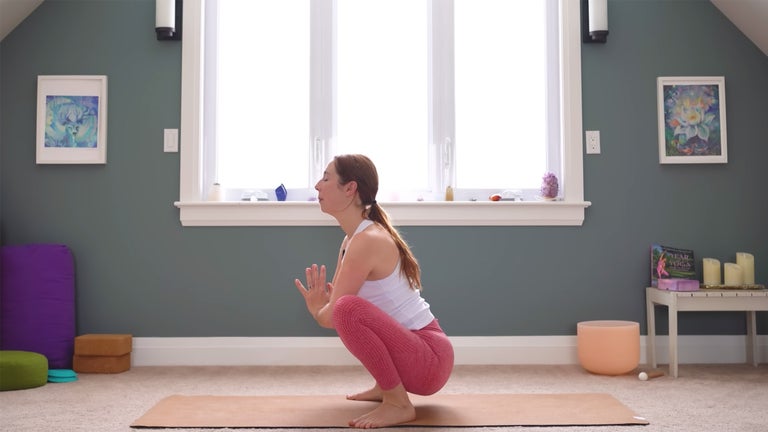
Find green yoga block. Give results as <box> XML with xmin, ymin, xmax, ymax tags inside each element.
<box><xmin>0</xmin><ymin>350</ymin><xmax>48</xmax><ymax>391</ymax></box>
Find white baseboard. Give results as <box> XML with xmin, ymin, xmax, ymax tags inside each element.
<box><xmin>131</xmin><ymin>335</ymin><xmax>767</xmax><ymax>367</ymax></box>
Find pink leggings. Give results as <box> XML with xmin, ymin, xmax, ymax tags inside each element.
<box><xmin>332</xmin><ymin>295</ymin><xmax>454</xmax><ymax>395</ymax></box>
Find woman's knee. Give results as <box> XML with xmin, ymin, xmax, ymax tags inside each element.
<box><xmin>333</xmin><ymin>295</ymin><xmax>361</xmax><ymax>316</ymax></box>
<box><xmin>332</xmin><ymin>295</ymin><xmax>368</xmax><ymax>328</ymax></box>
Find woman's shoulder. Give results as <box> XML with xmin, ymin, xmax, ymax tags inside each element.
<box><xmin>350</xmin><ymin>223</ymin><xmax>395</xmax><ymax>253</ymax></box>
<box><xmin>361</xmin><ymin>222</ymin><xmax>392</xmax><ymax>241</ymax></box>
<box><xmin>351</xmin><ymin>223</ymin><xmax>399</xmax><ymax>279</ymax></box>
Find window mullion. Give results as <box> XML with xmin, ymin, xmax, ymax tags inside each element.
<box><xmin>545</xmin><ymin>0</ymin><xmax>562</xmax><ymax>176</ymax></box>
<box><xmin>203</xmin><ymin>0</ymin><xmax>219</xmax><ymax>195</ymax></box>
<box><xmin>428</xmin><ymin>0</ymin><xmax>455</xmax><ymax>196</ymax></box>
<box><xmin>310</xmin><ymin>0</ymin><xmax>335</xmax><ymax>183</ymax></box>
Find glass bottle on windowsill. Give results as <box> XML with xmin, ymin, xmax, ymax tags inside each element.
<box><xmin>207</xmin><ymin>183</ymin><xmax>224</xmax><ymax>201</ymax></box>
<box><xmin>445</xmin><ymin>186</ymin><xmax>454</xmax><ymax>201</ymax></box>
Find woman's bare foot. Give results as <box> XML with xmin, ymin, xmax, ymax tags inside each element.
<box><xmin>348</xmin><ymin>384</ymin><xmax>416</xmax><ymax>429</ymax></box>
<box><xmin>347</xmin><ymin>384</ymin><xmax>383</xmax><ymax>401</ymax></box>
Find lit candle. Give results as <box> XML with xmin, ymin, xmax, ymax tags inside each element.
<box><xmin>724</xmin><ymin>263</ymin><xmax>743</xmax><ymax>286</ymax></box>
<box><xmin>736</xmin><ymin>252</ymin><xmax>755</xmax><ymax>285</ymax></box>
<box><xmin>702</xmin><ymin>258</ymin><xmax>721</xmax><ymax>285</ymax></box>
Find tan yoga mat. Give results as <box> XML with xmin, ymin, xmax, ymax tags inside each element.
<box><xmin>131</xmin><ymin>393</ymin><xmax>649</xmax><ymax>428</ymax></box>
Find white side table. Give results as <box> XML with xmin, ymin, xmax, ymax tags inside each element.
<box><xmin>645</xmin><ymin>287</ymin><xmax>768</xmax><ymax>378</ymax></box>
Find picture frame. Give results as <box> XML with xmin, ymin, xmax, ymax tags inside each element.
<box><xmin>657</xmin><ymin>76</ymin><xmax>727</xmax><ymax>164</ymax></box>
<box><xmin>36</xmin><ymin>75</ymin><xmax>108</xmax><ymax>164</ymax></box>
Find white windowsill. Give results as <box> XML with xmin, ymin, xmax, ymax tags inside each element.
<box><xmin>174</xmin><ymin>200</ymin><xmax>592</xmax><ymax>226</ymax></box>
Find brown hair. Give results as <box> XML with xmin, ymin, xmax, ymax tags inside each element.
<box><xmin>333</xmin><ymin>154</ymin><xmax>422</xmax><ymax>290</ymax></box>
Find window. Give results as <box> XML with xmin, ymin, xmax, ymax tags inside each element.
<box><xmin>177</xmin><ymin>0</ymin><xmax>590</xmax><ymax>226</ymax></box>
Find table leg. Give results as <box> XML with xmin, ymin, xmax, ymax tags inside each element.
<box><xmin>746</xmin><ymin>311</ymin><xmax>757</xmax><ymax>366</ymax></box>
<box><xmin>668</xmin><ymin>304</ymin><xmax>679</xmax><ymax>378</ymax></box>
<box><xmin>646</xmin><ymin>299</ymin><xmax>657</xmax><ymax>368</ymax></box>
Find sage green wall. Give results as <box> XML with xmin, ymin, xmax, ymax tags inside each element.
<box><xmin>1</xmin><ymin>0</ymin><xmax>766</xmax><ymax>338</ymax></box>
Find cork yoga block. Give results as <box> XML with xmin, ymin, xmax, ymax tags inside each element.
<box><xmin>577</xmin><ymin>320</ymin><xmax>640</xmax><ymax>376</ymax></box>
<box><xmin>74</xmin><ymin>334</ymin><xmax>132</xmax><ymax>356</ymax></box>
<box><xmin>73</xmin><ymin>334</ymin><xmax>132</xmax><ymax>373</ymax></box>
<box><xmin>73</xmin><ymin>353</ymin><xmax>131</xmax><ymax>374</ymax></box>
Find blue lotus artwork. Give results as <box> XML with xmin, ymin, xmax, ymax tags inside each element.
<box><xmin>662</xmin><ymin>84</ymin><xmax>721</xmax><ymax>157</ymax></box>
<box><xmin>44</xmin><ymin>95</ymin><xmax>100</xmax><ymax>148</ymax></box>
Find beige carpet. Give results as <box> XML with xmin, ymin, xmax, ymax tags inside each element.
<box><xmin>131</xmin><ymin>393</ymin><xmax>648</xmax><ymax>428</ymax></box>
<box><xmin>4</xmin><ymin>364</ymin><xmax>767</xmax><ymax>431</ymax></box>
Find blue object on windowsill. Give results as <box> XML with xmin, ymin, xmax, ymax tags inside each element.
<box><xmin>275</xmin><ymin>184</ymin><xmax>287</xmax><ymax>201</ymax></box>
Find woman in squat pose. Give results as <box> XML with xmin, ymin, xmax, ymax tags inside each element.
<box><xmin>294</xmin><ymin>154</ymin><xmax>454</xmax><ymax>428</ymax></box>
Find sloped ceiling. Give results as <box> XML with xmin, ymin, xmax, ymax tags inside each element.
<box><xmin>1</xmin><ymin>0</ymin><xmax>767</xmax><ymax>54</ymax></box>
<box><xmin>711</xmin><ymin>0</ymin><xmax>768</xmax><ymax>57</ymax></box>
<box><xmin>0</xmin><ymin>0</ymin><xmax>43</xmax><ymax>41</ymax></box>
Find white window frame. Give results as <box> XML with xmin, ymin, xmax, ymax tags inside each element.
<box><xmin>175</xmin><ymin>0</ymin><xmax>591</xmax><ymax>226</ymax></box>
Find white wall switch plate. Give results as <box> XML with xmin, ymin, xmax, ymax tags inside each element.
<box><xmin>164</xmin><ymin>128</ymin><xmax>179</xmax><ymax>153</ymax></box>
<box><xmin>585</xmin><ymin>130</ymin><xmax>600</xmax><ymax>154</ymax></box>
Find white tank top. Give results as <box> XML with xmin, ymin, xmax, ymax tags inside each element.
<box><xmin>346</xmin><ymin>219</ymin><xmax>435</xmax><ymax>330</ymax></box>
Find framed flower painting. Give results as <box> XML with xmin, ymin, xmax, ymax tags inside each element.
<box><xmin>657</xmin><ymin>76</ymin><xmax>727</xmax><ymax>164</ymax></box>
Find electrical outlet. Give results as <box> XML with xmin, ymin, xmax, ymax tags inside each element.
<box><xmin>585</xmin><ymin>130</ymin><xmax>601</xmax><ymax>154</ymax></box>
